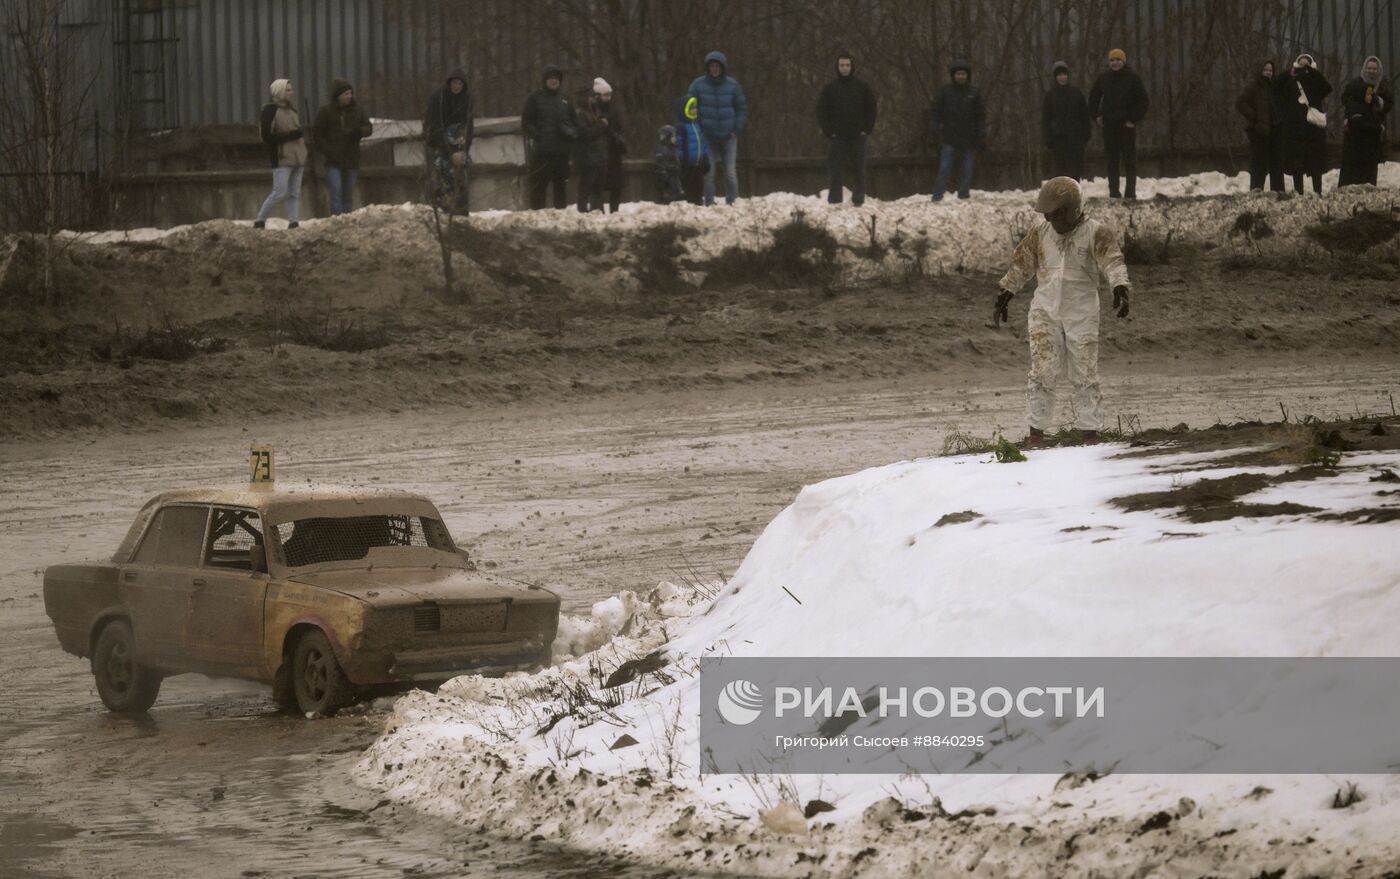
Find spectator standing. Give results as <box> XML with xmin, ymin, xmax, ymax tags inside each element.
<box><xmin>816</xmin><ymin>51</ymin><xmax>878</xmax><ymax>206</ymax></box>
<box><xmin>1235</xmin><ymin>60</ymin><xmax>1284</xmax><ymax>192</ymax></box>
<box><xmin>1277</xmin><ymin>54</ymin><xmax>1331</xmax><ymax>195</ymax></box>
<box><xmin>422</xmin><ymin>68</ymin><xmax>474</xmax><ymax>213</ymax></box>
<box><xmin>1339</xmin><ymin>56</ymin><xmax>1392</xmax><ymax>187</ymax></box>
<box><xmin>929</xmin><ymin>61</ymin><xmax>985</xmax><ymax>200</ymax></box>
<box><xmin>572</xmin><ymin>83</ymin><xmax>609</xmax><ymax>213</ymax></box>
<box><xmin>654</xmin><ymin>125</ymin><xmax>683</xmax><ymax>204</ymax></box>
<box><xmin>521</xmin><ymin>64</ymin><xmax>576</xmax><ymax>209</ymax></box>
<box><xmin>1041</xmin><ymin>61</ymin><xmax>1091</xmax><ymax>180</ymax></box>
<box><xmin>1088</xmin><ymin>49</ymin><xmax>1149</xmax><ymax>199</ymax></box>
<box><xmin>593</xmin><ymin>78</ymin><xmax>627</xmax><ymax>212</ymax></box>
<box><xmin>675</xmin><ymin>96</ymin><xmax>709</xmax><ymax>205</ymax></box>
<box><xmin>313</xmin><ymin>79</ymin><xmax>373</xmax><ymax>215</ymax></box>
<box><xmin>687</xmin><ymin>51</ymin><xmax>747</xmax><ymax>206</ymax></box>
<box><xmin>254</xmin><ymin>78</ymin><xmax>306</xmax><ymax>229</ymax></box>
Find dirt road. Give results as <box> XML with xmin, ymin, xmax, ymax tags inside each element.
<box><xmin>3</xmin><ymin>364</ymin><xmax>1398</xmax><ymax>877</ymax></box>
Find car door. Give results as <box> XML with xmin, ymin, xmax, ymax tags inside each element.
<box><xmin>187</xmin><ymin>506</ymin><xmax>269</xmax><ymax>677</ymax></box>
<box><xmin>121</xmin><ymin>504</ymin><xmax>210</xmax><ymax>670</ymax></box>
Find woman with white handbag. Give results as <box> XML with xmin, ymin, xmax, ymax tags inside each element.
<box><xmin>1276</xmin><ymin>53</ymin><xmax>1332</xmax><ymax>194</ymax></box>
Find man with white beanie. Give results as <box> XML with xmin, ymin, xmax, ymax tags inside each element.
<box><xmin>993</xmin><ymin>176</ymin><xmax>1132</xmax><ymax>447</ymax></box>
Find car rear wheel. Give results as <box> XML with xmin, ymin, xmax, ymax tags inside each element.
<box><xmin>292</xmin><ymin>629</ymin><xmax>354</xmax><ymax>716</ymax></box>
<box><xmin>92</xmin><ymin>619</ymin><xmax>162</xmax><ymax>713</ymax></box>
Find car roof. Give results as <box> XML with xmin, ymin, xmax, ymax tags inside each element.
<box><xmin>147</xmin><ymin>484</ymin><xmax>436</xmax><ymax>516</ymax></box>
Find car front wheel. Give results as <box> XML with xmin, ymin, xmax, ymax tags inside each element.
<box><xmin>291</xmin><ymin>629</ymin><xmax>354</xmax><ymax>716</ymax></box>
<box><xmin>92</xmin><ymin>619</ymin><xmax>162</xmax><ymax>713</ymax></box>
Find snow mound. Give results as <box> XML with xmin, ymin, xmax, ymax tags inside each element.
<box><xmin>360</xmin><ymin>441</ymin><xmax>1400</xmax><ymax>875</ymax></box>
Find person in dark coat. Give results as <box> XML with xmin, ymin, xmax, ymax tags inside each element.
<box><xmin>1276</xmin><ymin>53</ymin><xmax>1331</xmax><ymax>194</ymax></box>
<box><xmin>816</xmin><ymin>51</ymin><xmax>878</xmax><ymax>206</ymax></box>
<box><xmin>1235</xmin><ymin>60</ymin><xmax>1284</xmax><ymax>192</ymax></box>
<box><xmin>521</xmin><ymin>64</ymin><xmax>576</xmax><ymax>210</ymax></box>
<box><xmin>1339</xmin><ymin>56</ymin><xmax>1392</xmax><ymax>187</ymax></box>
<box><xmin>592</xmin><ymin>78</ymin><xmax>626</xmax><ymax>212</ymax></box>
<box><xmin>675</xmin><ymin>96</ymin><xmax>709</xmax><ymax>205</ymax></box>
<box><xmin>654</xmin><ymin>125</ymin><xmax>683</xmax><ymax>204</ymax></box>
<box><xmin>930</xmin><ymin>61</ymin><xmax>985</xmax><ymax>201</ymax></box>
<box><xmin>687</xmin><ymin>51</ymin><xmax>747</xmax><ymax>206</ymax></box>
<box><xmin>313</xmin><ymin>78</ymin><xmax>373</xmax><ymax>215</ymax></box>
<box><xmin>1088</xmin><ymin>48</ymin><xmax>1149</xmax><ymax>199</ymax></box>
<box><xmin>572</xmin><ymin>84</ymin><xmax>609</xmax><ymax>213</ymax></box>
<box><xmin>1041</xmin><ymin>61</ymin><xmax>1091</xmax><ymax>181</ymax></box>
<box><xmin>422</xmin><ymin>68</ymin><xmax>474</xmax><ymax>213</ymax></box>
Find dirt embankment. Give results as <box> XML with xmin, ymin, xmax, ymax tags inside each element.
<box><xmin>2</xmin><ymin>193</ymin><xmax>1398</xmax><ymax>440</ymax></box>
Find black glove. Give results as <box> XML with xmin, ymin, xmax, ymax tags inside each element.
<box><xmin>1112</xmin><ymin>285</ymin><xmax>1130</xmax><ymax>318</ymax></box>
<box><xmin>285</xmin><ymin>128</ymin><xmax>304</xmax><ymax>141</ymax></box>
<box><xmin>993</xmin><ymin>289</ymin><xmax>1014</xmax><ymax>326</ymax></box>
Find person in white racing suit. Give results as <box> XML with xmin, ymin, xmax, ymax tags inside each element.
<box><xmin>994</xmin><ymin>176</ymin><xmax>1131</xmax><ymax>447</ymax></box>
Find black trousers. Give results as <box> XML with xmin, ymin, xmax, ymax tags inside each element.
<box><xmin>681</xmin><ymin>166</ymin><xmax>705</xmax><ymax>205</ymax></box>
<box><xmin>528</xmin><ymin>152</ymin><xmax>570</xmax><ymax>210</ymax></box>
<box><xmin>826</xmin><ymin>135</ymin><xmax>868</xmax><ymax>205</ymax></box>
<box><xmin>1048</xmin><ymin>140</ymin><xmax>1085</xmax><ymax>180</ymax></box>
<box><xmin>1102</xmin><ymin>122</ymin><xmax>1137</xmax><ymax>197</ymax></box>
<box><xmin>1246</xmin><ymin>129</ymin><xmax>1285</xmax><ymax>192</ymax></box>
<box><xmin>576</xmin><ymin>163</ymin><xmax>605</xmax><ymax>213</ymax></box>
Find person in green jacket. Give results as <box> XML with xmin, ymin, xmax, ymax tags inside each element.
<box><xmin>313</xmin><ymin>79</ymin><xmax>373</xmax><ymax>215</ymax></box>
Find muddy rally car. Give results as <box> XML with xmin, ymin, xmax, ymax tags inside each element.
<box><xmin>43</xmin><ymin>485</ymin><xmax>560</xmax><ymax>715</ymax></box>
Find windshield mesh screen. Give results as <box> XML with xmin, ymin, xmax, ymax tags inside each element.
<box><xmin>275</xmin><ymin>515</ymin><xmax>451</xmax><ymax>567</ymax></box>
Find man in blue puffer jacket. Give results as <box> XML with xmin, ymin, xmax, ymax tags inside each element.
<box><xmin>687</xmin><ymin>50</ymin><xmax>748</xmax><ymax>206</ymax></box>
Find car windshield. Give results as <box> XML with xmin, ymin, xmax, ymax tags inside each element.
<box><xmin>274</xmin><ymin>514</ymin><xmax>456</xmax><ymax>567</ymax></box>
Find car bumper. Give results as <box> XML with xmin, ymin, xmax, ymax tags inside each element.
<box><xmin>385</xmin><ymin>637</ymin><xmax>550</xmax><ymax>681</ymax></box>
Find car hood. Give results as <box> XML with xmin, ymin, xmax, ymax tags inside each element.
<box><xmin>287</xmin><ymin>567</ymin><xmax>556</xmax><ymax>607</ymax></box>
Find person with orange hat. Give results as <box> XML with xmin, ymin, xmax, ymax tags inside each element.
<box><xmin>1088</xmin><ymin>48</ymin><xmax>1149</xmax><ymax>199</ymax></box>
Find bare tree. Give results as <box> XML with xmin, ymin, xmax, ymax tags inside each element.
<box><xmin>0</xmin><ymin>0</ymin><xmax>100</xmax><ymax>305</ymax></box>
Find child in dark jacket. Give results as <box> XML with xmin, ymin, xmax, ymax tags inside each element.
<box><xmin>655</xmin><ymin>125</ymin><xmax>684</xmax><ymax>204</ymax></box>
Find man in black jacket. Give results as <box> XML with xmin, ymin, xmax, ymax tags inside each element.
<box><xmin>315</xmin><ymin>79</ymin><xmax>373</xmax><ymax>215</ymax></box>
<box><xmin>930</xmin><ymin>61</ymin><xmax>985</xmax><ymax>201</ymax></box>
<box><xmin>816</xmin><ymin>51</ymin><xmax>877</xmax><ymax>205</ymax></box>
<box><xmin>1088</xmin><ymin>49</ymin><xmax>1149</xmax><ymax>199</ymax></box>
<box><xmin>521</xmin><ymin>64</ymin><xmax>576</xmax><ymax>210</ymax></box>
<box><xmin>422</xmin><ymin>69</ymin><xmax>472</xmax><ymax>212</ymax></box>
<box><xmin>1042</xmin><ymin>61</ymin><xmax>1091</xmax><ymax>181</ymax></box>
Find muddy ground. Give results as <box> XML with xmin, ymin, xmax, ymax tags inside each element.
<box><xmin>2</xmin><ymin>202</ymin><xmax>1400</xmax><ymax>876</ymax></box>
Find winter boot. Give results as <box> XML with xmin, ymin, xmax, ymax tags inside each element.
<box><xmin>1024</xmin><ymin>427</ymin><xmax>1045</xmax><ymax>449</ymax></box>
<box><xmin>1082</xmin><ymin>430</ymin><xmax>1100</xmax><ymax>445</ymax></box>
<box><xmin>253</xmin><ymin>220</ymin><xmax>266</xmax><ymax>229</ymax></box>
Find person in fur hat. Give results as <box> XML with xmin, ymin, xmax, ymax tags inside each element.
<box><xmin>1275</xmin><ymin>53</ymin><xmax>1332</xmax><ymax>194</ymax></box>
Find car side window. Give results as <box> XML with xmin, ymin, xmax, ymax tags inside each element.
<box><xmin>203</xmin><ymin>508</ymin><xmax>266</xmax><ymax>572</ymax></box>
<box><xmin>131</xmin><ymin>505</ymin><xmax>211</xmax><ymax>568</ymax></box>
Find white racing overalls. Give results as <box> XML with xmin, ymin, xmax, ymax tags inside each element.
<box><xmin>997</xmin><ymin>217</ymin><xmax>1130</xmax><ymax>432</ymax></box>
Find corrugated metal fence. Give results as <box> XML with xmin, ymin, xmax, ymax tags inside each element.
<box><xmin>3</xmin><ymin>0</ymin><xmax>1397</xmax><ymax>168</ymax></box>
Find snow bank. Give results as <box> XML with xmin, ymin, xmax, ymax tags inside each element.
<box><xmin>359</xmin><ymin>440</ymin><xmax>1400</xmax><ymax>876</ymax></box>
<box><xmin>62</xmin><ymin>164</ymin><xmax>1400</xmax><ymax>280</ymax></box>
